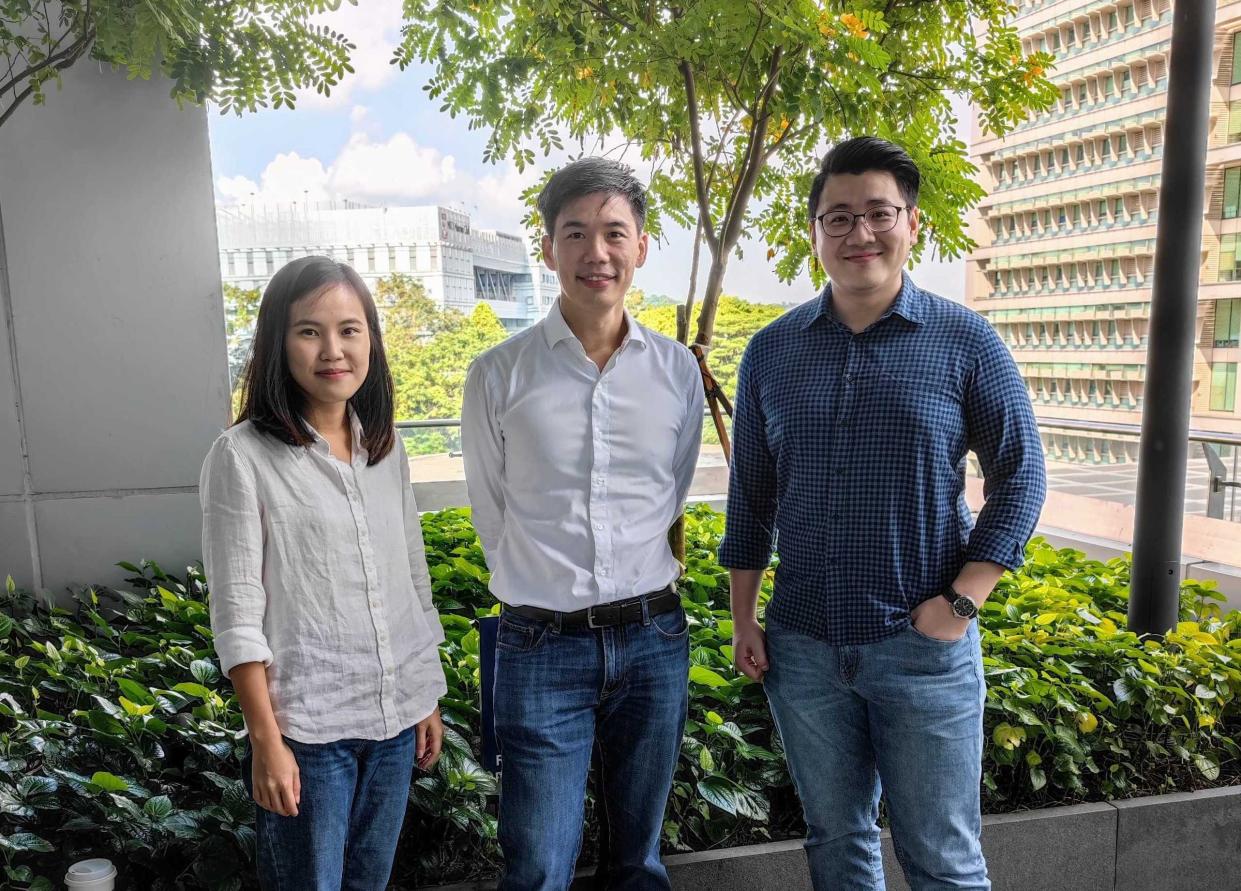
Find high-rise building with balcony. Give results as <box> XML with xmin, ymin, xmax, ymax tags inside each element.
<box><xmin>216</xmin><ymin>202</ymin><xmax>559</xmax><ymax>332</ymax></box>
<box><xmin>967</xmin><ymin>0</ymin><xmax>1240</xmax><ymax>469</ymax></box>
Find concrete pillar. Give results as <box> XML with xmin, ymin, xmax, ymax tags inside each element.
<box><xmin>0</xmin><ymin>64</ymin><xmax>229</xmax><ymax>598</ymax></box>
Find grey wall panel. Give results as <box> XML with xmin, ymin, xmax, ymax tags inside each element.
<box><xmin>35</xmin><ymin>492</ymin><xmax>203</xmax><ymax>598</ymax></box>
<box><xmin>0</xmin><ymin>64</ymin><xmax>230</xmax><ymax>495</ymax></box>
<box><xmin>0</xmin><ymin>269</ymin><xmax>26</xmax><ymax>496</ymax></box>
<box><xmin>0</xmin><ymin>502</ymin><xmax>34</xmax><ymax>590</ymax></box>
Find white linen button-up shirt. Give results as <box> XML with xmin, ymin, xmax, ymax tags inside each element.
<box><xmin>461</xmin><ymin>300</ymin><xmax>704</xmax><ymax>611</ymax></box>
<box><xmin>200</xmin><ymin>414</ymin><xmax>446</xmax><ymax>744</ymax></box>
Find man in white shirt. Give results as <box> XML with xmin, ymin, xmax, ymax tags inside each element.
<box><xmin>462</xmin><ymin>157</ymin><xmax>703</xmax><ymax>890</ymax></box>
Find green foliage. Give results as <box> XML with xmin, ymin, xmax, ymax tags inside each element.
<box><xmin>396</xmin><ymin>0</ymin><xmax>1057</xmax><ymax>343</ymax></box>
<box><xmin>221</xmin><ymin>273</ymin><xmax>508</xmax><ymax>450</ymax></box>
<box><xmin>0</xmin><ymin>0</ymin><xmax>358</xmax><ymax>128</ymax></box>
<box><xmin>3</xmin><ymin>517</ymin><xmax>1241</xmax><ymax>887</ymax></box>
<box><xmin>637</xmin><ymin>295</ymin><xmax>787</xmax><ymax>412</ymax></box>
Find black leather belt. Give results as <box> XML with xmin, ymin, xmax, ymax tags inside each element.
<box><xmin>505</xmin><ymin>585</ymin><xmax>680</xmax><ymax>631</ymax></box>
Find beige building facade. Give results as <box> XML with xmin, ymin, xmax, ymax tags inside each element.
<box><xmin>967</xmin><ymin>0</ymin><xmax>1241</xmax><ymax>469</ymax></box>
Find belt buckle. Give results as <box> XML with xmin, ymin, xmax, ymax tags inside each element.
<box><xmin>587</xmin><ymin>603</ymin><xmax>620</xmax><ymax>629</ymax></box>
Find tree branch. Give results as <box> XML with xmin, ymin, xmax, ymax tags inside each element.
<box><xmin>0</xmin><ymin>26</ymin><xmax>95</xmax><ymax>128</ymax></box>
<box><xmin>680</xmin><ymin>60</ymin><xmax>720</xmax><ymax>255</ymax></box>
<box><xmin>577</xmin><ymin>0</ymin><xmax>638</xmax><ymax>32</ymax></box>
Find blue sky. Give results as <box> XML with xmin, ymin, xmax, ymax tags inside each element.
<box><xmin>207</xmin><ymin>0</ymin><xmax>965</xmax><ymax>305</ymax></box>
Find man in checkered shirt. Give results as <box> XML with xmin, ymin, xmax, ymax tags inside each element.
<box><xmin>719</xmin><ymin>136</ymin><xmax>1046</xmax><ymax>891</ymax></box>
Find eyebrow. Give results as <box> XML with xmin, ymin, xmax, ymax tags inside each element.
<box><xmin>289</xmin><ymin>317</ymin><xmax>365</xmax><ymax>328</ymax></box>
<box><xmin>558</xmin><ymin>218</ymin><xmax>633</xmax><ymax>231</ymax></box>
<box><xmin>824</xmin><ymin>198</ymin><xmax>902</xmax><ymax>212</ymax></box>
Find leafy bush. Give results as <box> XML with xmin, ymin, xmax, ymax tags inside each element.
<box><xmin>1</xmin><ymin>506</ymin><xmax>1239</xmax><ymax>888</ymax></box>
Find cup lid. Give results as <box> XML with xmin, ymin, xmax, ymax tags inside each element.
<box><xmin>67</xmin><ymin>859</ymin><xmax>117</xmax><ymax>879</ymax></box>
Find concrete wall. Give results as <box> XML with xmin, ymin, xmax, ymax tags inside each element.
<box><xmin>0</xmin><ymin>65</ymin><xmax>229</xmax><ymax>597</ymax></box>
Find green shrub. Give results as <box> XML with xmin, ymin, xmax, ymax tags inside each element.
<box><xmin>1</xmin><ymin>506</ymin><xmax>1239</xmax><ymax>888</ymax></box>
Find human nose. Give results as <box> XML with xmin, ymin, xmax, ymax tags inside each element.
<box><xmin>845</xmin><ymin>215</ymin><xmax>877</xmax><ymax>245</ymax></box>
<box><xmin>319</xmin><ymin>332</ymin><xmax>344</xmax><ymax>359</ymax></box>
<box><xmin>582</xmin><ymin>233</ymin><xmax>609</xmax><ymax>262</ymax></box>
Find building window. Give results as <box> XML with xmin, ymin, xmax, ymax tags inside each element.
<box><xmin>1224</xmin><ymin>168</ymin><xmax>1241</xmax><ymax>219</ymax></box>
<box><xmin>1100</xmin><ymin>138</ymin><xmax>1111</xmax><ymax>159</ymax></box>
<box><xmin>1216</xmin><ymin>299</ymin><xmax>1241</xmax><ymax>347</ymax></box>
<box><xmin>1071</xmin><ymin>205</ymin><xmax>1081</xmax><ymax>224</ymax></box>
<box><xmin>1097</xmin><ymin>200</ymin><xmax>1108</xmax><ymax>220</ymax></box>
<box><xmin>1122</xmin><ymin>4</ymin><xmax>1134</xmax><ymax>25</ymax></box>
<box><xmin>1117</xmin><ymin>133</ymin><xmax>1128</xmax><ymax>153</ymax></box>
<box><xmin>1210</xmin><ymin>364</ymin><xmax>1238</xmax><ymax>412</ymax></box>
<box><xmin>1077</xmin><ymin>83</ymin><xmax>1087</xmax><ymax>102</ymax></box>
<box><xmin>1114</xmin><ymin>197</ymin><xmax>1125</xmax><ymax>216</ymax></box>
<box><xmin>1109</xmin><ymin>11</ymin><xmax>1119</xmax><ymax>30</ymax></box>
<box><xmin>1119</xmin><ymin>70</ymin><xmax>1131</xmax><ymax>92</ymax></box>
<box><xmin>1050</xmin><ymin>30</ymin><xmax>1061</xmax><ymax>50</ymax></box>
<box><xmin>1032</xmin><ymin>154</ymin><xmax>1041</xmax><ymax>173</ymax></box>
<box><xmin>1060</xmin><ymin>148</ymin><xmax>1070</xmax><ymax>167</ymax></box>
<box><xmin>1229</xmin><ymin>102</ymin><xmax>1241</xmax><ymax>144</ymax></box>
<box><xmin>1233</xmin><ymin>34</ymin><xmax>1241</xmax><ymax>85</ymax></box>
<box><xmin>1222</xmin><ymin>234</ymin><xmax>1241</xmax><ymax>282</ymax></box>
<box><xmin>1075</xmin><ymin>144</ymin><xmax>1086</xmax><ymax>163</ymax></box>
<box><xmin>366</xmin><ymin>247</ymin><xmax>376</xmax><ymax>271</ymax></box>
<box><xmin>1102</xmin><ymin>74</ymin><xmax>1114</xmax><ymax>96</ymax></box>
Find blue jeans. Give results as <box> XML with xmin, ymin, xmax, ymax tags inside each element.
<box><xmin>493</xmin><ymin>604</ymin><xmax>690</xmax><ymax>891</ymax></box>
<box><xmin>765</xmin><ymin>617</ymin><xmax>989</xmax><ymax>891</ymax></box>
<box><xmin>242</xmin><ymin>726</ymin><xmax>416</xmax><ymax>891</ymax></box>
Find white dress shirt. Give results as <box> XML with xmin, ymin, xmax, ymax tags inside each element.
<box><xmin>461</xmin><ymin>300</ymin><xmax>704</xmax><ymax>611</ymax></box>
<box><xmin>200</xmin><ymin>413</ymin><xmax>446</xmax><ymax>744</ymax></box>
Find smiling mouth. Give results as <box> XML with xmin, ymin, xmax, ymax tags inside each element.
<box><xmin>578</xmin><ymin>274</ymin><xmax>616</xmax><ymax>282</ymax></box>
<box><xmin>316</xmin><ymin>370</ymin><xmax>349</xmax><ymax>378</ymax></box>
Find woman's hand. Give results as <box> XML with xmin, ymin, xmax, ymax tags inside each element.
<box><xmin>251</xmin><ymin>737</ymin><xmax>301</xmax><ymax>817</ymax></box>
<box><xmin>416</xmin><ymin>707</ymin><xmax>444</xmax><ymax>771</ymax></box>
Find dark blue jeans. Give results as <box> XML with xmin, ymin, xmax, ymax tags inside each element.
<box><xmin>493</xmin><ymin>604</ymin><xmax>690</xmax><ymax>891</ymax></box>
<box><xmin>242</xmin><ymin>726</ymin><xmax>416</xmax><ymax>891</ymax></box>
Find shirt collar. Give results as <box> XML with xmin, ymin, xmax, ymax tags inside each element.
<box><xmin>802</xmin><ymin>272</ymin><xmax>926</xmax><ymax>331</ymax></box>
<box><xmin>541</xmin><ymin>298</ymin><xmax>647</xmax><ymax>350</ymax></box>
<box><xmin>303</xmin><ymin>405</ymin><xmax>367</xmax><ymax>464</ymax></box>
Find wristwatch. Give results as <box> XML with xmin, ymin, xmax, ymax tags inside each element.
<box><xmin>941</xmin><ymin>586</ymin><xmax>979</xmax><ymax>620</ymax></box>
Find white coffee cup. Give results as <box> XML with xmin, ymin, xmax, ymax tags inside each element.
<box><xmin>64</xmin><ymin>858</ymin><xmax>117</xmax><ymax>890</ymax></box>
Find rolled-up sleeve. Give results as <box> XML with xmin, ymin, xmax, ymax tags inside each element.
<box><xmin>718</xmin><ymin>339</ymin><xmax>778</xmax><ymax>570</ymax></box>
<box><xmin>399</xmin><ymin>435</ymin><xmax>445</xmax><ymax>645</ymax></box>
<box><xmin>461</xmin><ymin>359</ymin><xmax>506</xmax><ymax>564</ymax></box>
<box><xmin>964</xmin><ymin>327</ymin><xmax>1048</xmax><ymax>570</ymax></box>
<box><xmin>200</xmin><ymin>437</ymin><xmax>273</xmax><ymax>678</ymax></box>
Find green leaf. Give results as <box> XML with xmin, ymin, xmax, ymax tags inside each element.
<box><xmin>116</xmin><ymin>677</ymin><xmax>156</xmax><ymax>706</ymax></box>
<box><xmin>144</xmin><ymin>794</ymin><xmax>174</xmax><ymax>819</ymax></box>
<box><xmin>172</xmin><ymin>682</ymin><xmax>214</xmax><ymax>699</ymax></box>
<box><xmin>0</xmin><ymin>832</ymin><xmax>54</xmax><ymax>853</ymax></box>
<box><xmin>191</xmin><ymin>659</ymin><xmax>221</xmax><ymax>685</ymax></box>
<box><xmin>89</xmin><ymin>771</ymin><xmax>131</xmax><ymax>793</ymax></box>
<box><xmin>688</xmin><ymin>666</ymin><xmax>729</xmax><ymax>688</ymax></box>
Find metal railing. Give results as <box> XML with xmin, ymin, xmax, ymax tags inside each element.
<box><xmin>396</xmin><ymin>416</ymin><xmax>1241</xmax><ymax>522</ymax></box>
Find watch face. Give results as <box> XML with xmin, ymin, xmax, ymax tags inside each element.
<box><xmin>952</xmin><ymin>596</ymin><xmax>977</xmax><ymax>619</ymax></box>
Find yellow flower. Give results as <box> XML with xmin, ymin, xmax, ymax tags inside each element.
<box><xmin>840</xmin><ymin>12</ymin><xmax>869</xmax><ymax>38</ymax></box>
<box><xmin>1077</xmin><ymin>712</ymin><xmax>1099</xmax><ymax>733</ymax></box>
<box><xmin>576</xmin><ymin>66</ymin><xmax>594</xmax><ymax>80</ymax></box>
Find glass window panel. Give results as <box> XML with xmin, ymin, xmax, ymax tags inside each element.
<box><xmin>1226</xmin><ymin>168</ymin><xmax>1241</xmax><ymax>219</ymax></box>
<box><xmin>1233</xmin><ymin>34</ymin><xmax>1241</xmax><ymax>85</ymax></box>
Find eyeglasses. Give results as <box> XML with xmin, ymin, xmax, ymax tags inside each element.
<box><xmin>814</xmin><ymin>204</ymin><xmax>909</xmax><ymax>238</ymax></box>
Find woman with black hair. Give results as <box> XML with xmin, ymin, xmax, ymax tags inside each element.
<box><xmin>200</xmin><ymin>256</ymin><xmax>447</xmax><ymax>890</ymax></box>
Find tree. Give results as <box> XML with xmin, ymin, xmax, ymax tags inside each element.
<box><xmin>396</xmin><ymin>0</ymin><xmax>1055</xmax><ymax>351</ymax></box>
<box><xmin>1</xmin><ymin>0</ymin><xmax>357</xmax><ymax>128</ymax></box>
<box><xmin>223</xmin><ymin>283</ymin><xmax>261</xmax><ymax>397</ymax></box>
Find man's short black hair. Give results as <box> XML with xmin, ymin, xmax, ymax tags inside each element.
<box><xmin>807</xmin><ymin>136</ymin><xmax>921</xmax><ymax>220</ymax></box>
<box><xmin>537</xmin><ymin>157</ymin><xmax>648</xmax><ymax>235</ymax></box>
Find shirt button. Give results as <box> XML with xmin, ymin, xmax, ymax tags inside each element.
<box><xmin>594</xmin><ymin>522</ymin><xmax>604</xmax><ymax>530</ymax></box>
<box><xmin>832</xmin><ymin>513</ymin><xmax>842</xmax><ymax>521</ymax></box>
<box><xmin>845</xmin><ymin>373</ymin><xmax>855</xmax><ymax>383</ymax></box>
<box><xmin>600</xmin><ymin>568</ymin><xmax>609</xmax><ymax>576</ymax></box>
<box><xmin>835</xmin><ymin>468</ymin><xmax>845</xmax><ymax>476</ymax></box>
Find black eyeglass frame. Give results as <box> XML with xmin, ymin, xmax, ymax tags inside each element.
<box><xmin>813</xmin><ymin>204</ymin><xmax>912</xmax><ymax>238</ymax></box>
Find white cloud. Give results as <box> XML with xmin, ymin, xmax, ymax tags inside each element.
<box><xmin>215</xmin><ymin>127</ymin><xmax>538</xmax><ymax>238</ymax></box>
<box><xmin>330</xmin><ymin>131</ymin><xmax>458</xmax><ymax>203</ymax></box>
<box><xmin>295</xmin><ymin>0</ymin><xmax>406</xmax><ymax>110</ymax></box>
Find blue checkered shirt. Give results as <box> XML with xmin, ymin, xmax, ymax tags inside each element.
<box><xmin>718</xmin><ymin>275</ymin><xmax>1047</xmax><ymax>645</ymax></box>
